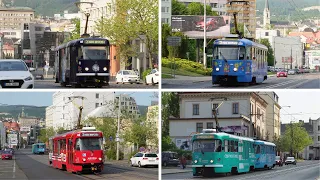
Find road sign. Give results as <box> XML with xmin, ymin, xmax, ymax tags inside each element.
<box><xmin>167</xmin><ymin>36</ymin><xmax>181</xmax><ymax>47</ymax></box>
<box><xmin>109</xmin><ymin>136</ymin><xmax>113</xmax><ymax>141</ymax></box>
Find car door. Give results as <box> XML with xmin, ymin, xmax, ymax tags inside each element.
<box><xmin>116</xmin><ymin>71</ymin><xmax>121</xmax><ymax>82</ymax></box>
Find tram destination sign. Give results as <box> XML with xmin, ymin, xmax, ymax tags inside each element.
<box><xmin>195</xmin><ymin>135</ymin><xmax>214</xmax><ymax>139</ymax></box>
<box><xmin>81</xmin><ymin>133</ymin><xmax>100</xmax><ymax>137</ymax></box>
<box><xmin>84</xmin><ymin>40</ymin><xmax>106</xmax><ymax>45</ymax></box>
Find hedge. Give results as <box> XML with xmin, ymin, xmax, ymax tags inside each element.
<box><xmin>162</xmin><ymin>58</ymin><xmax>212</xmax><ymax>76</ymax></box>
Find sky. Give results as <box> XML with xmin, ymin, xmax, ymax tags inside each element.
<box><xmin>0</xmin><ymin>92</ymin><xmax>158</xmax><ymax>107</ymax></box>
<box><xmin>274</xmin><ymin>91</ymin><xmax>320</xmax><ymax>124</ymax></box>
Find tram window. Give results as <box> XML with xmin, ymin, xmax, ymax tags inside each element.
<box><xmin>224</xmin><ymin>140</ymin><xmax>228</xmax><ymax>152</ymax></box>
<box><xmin>246</xmin><ymin>47</ymin><xmax>251</xmax><ymax>59</ymax></box>
<box><xmin>229</xmin><ymin>141</ymin><xmax>234</xmax><ymax>152</ymax></box>
<box><xmin>215</xmin><ymin>140</ymin><xmax>222</xmax><ymax>152</ymax></box>
<box><xmin>234</xmin><ymin>141</ymin><xmax>238</xmax><ymax>152</ymax></box>
<box><xmin>256</xmin><ymin>145</ymin><xmax>261</xmax><ymax>154</ymax></box>
<box><xmin>239</xmin><ymin>47</ymin><xmax>246</xmax><ymax>60</ymax></box>
<box><xmin>75</xmin><ymin>139</ymin><xmax>81</xmax><ymax>150</ymax></box>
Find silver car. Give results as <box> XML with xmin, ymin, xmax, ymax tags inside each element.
<box><xmin>288</xmin><ymin>69</ymin><xmax>296</xmax><ymax>75</ymax></box>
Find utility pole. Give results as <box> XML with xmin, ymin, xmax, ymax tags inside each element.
<box><xmin>290</xmin><ymin>121</ymin><xmax>293</xmax><ymax>157</ymax></box>
<box><xmin>116</xmin><ymin>94</ymin><xmax>121</xmax><ymax>161</ymax></box>
<box><xmin>273</xmin><ymin>37</ymin><xmax>276</xmax><ymax>69</ymax></box>
<box><xmin>290</xmin><ymin>46</ymin><xmax>293</xmax><ymax>70</ymax></box>
<box><xmin>203</xmin><ymin>0</ymin><xmax>207</xmax><ymax>68</ymax></box>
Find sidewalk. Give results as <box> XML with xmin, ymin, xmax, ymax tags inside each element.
<box><xmin>162</xmin><ymin>166</ymin><xmax>193</xmax><ymax>175</ymax></box>
<box><xmin>105</xmin><ymin>159</ymin><xmax>130</xmax><ymax>166</ymax></box>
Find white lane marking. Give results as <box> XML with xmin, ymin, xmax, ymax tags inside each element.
<box><xmin>13</xmin><ymin>156</ymin><xmax>16</xmax><ymax>178</ymax></box>
<box><xmin>285</xmin><ymin>79</ymin><xmax>313</xmax><ymax>89</ymax></box>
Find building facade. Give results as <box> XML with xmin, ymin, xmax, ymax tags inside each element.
<box><xmin>0</xmin><ymin>121</ymin><xmax>6</xmax><ymax>149</ymax></box>
<box><xmin>161</xmin><ymin>0</ymin><xmax>172</xmax><ymax>25</ymax></box>
<box><xmin>169</xmin><ymin>92</ymin><xmax>267</xmax><ymax>150</ymax></box>
<box><xmin>0</xmin><ymin>7</ymin><xmax>34</xmax><ymax>30</ymax></box>
<box><xmin>305</xmin><ymin>50</ymin><xmax>320</xmax><ymax>70</ymax></box>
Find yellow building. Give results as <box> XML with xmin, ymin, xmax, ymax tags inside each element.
<box><xmin>0</xmin><ymin>7</ymin><xmax>34</xmax><ymax>30</ymax></box>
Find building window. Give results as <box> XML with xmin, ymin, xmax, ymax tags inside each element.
<box><xmin>318</xmin><ymin>125</ymin><xmax>320</xmax><ymax>131</ymax></box>
<box><xmin>265</xmin><ymin>32</ymin><xmax>269</xmax><ymax>36</ymax></box>
<box><xmin>212</xmin><ymin>103</ymin><xmax>219</xmax><ymax>114</ymax></box>
<box><xmin>96</xmin><ymin>93</ymin><xmax>99</xmax><ymax>99</ymax></box>
<box><xmin>232</xmin><ymin>103</ymin><xmax>239</xmax><ymax>114</ymax></box>
<box><xmin>257</xmin><ymin>108</ymin><xmax>261</xmax><ymax>119</ymax></box>
<box><xmin>95</xmin><ymin>103</ymin><xmax>99</xmax><ymax>108</ymax></box>
<box><xmin>196</xmin><ymin>123</ymin><xmax>203</xmax><ymax>132</ymax></box>
<box><xmin>193</xmin><ymin>104</ymin><xmax>199</xmax><ymax>115</ymax></box>
<box><xmin>318</xmin><ymin>136</ymin><xmax>320</xmax><ymax>141</ymax></box>
<box><xmin>207</xmin><ymin>122</ymin><xmax>213</xmax><ymax>129</ymax></box>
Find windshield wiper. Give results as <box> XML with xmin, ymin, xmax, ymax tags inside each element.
<box><xmin>219</xmin><ymin>52</ymin><xmax>228</xmax><ymax>63</ymax></box>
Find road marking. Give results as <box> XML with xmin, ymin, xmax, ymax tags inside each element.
<box><xmin>285</xmin><ymin>79</ymin><xmax>313</xmax><ymax>89</ymax></box>
<box><xmin>264</xmin><ymin>79</ymin><xmax>300</xmax><ymax>89</ymax></box>
<box><xmin>13</xmin><ymin>156</ymin><xmax>16</xmax><ymax>178</ymax></box>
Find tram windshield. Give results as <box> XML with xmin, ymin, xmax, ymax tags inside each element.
<box><xmin>81</xmin><ymin>46</ymin><xmax>109</xmax><ymax>60</ymax></box>
<box><xmin>213</xmin><ymin>46</ymin><xmax>246</xmax><ymax>60</ymax></box>
<box><xmin>76</xmin><ymin>138</ymin><xmax>103</xmax><ymax>151</ymax></box>
<box><xmin>192</xmin><ymin>139</ymin><xmax>222</xmax><ymax>153</ymax></box>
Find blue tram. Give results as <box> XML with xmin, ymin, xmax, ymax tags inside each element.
<box><xmin>32</xmin><ymin>143</ymin><xmax>46</xmax><ymax>154</ymax></box>
<box><xmin>254</xmin><ymin>140</ymin><xmax>276</xmax><ymax>169</ymax></box>
<box><xmin>212</xmin><ymin>39</ymin><xmax>268</xmax><ymax>85</ymax></box>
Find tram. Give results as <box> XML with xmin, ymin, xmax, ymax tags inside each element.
<box><xmin>212</xmin><ymin>38</ymin><xmax>268</xmax><ymax>85</ymax></box>
<box><xmin>50</xmin><ymin>127</ymin><xmax>104</xmax><ymax>174</ymax></box>
<box><xmin>254</xmin><ymin>140</ymin><xmax>276</xmax><ymax>169</ymax></box>
<box><xmin>32</xmin><ymin>143</ymin><xmax>46</xmax><ymax>154</ymax></box>
<box><xmin>55</xmin><ymin>38</ymin><xmax>111</xmax><ymax>88</ymax></box>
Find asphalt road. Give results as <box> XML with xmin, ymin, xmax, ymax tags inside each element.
<box><xmin>1</xmin><ymin>149</ymin><xmax>158</xmax><ymax>180</ymax></box>
<box><xmin>162</xmin><ymin>73</ymin><xmax>320</xmax><ymax>89</ymax></box>
<box><xmin>162</xmin><ymin>160</ymin><xmax>320</xmax><ymax>180</ymax></box>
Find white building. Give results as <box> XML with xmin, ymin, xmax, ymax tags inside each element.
<box><xmin>0</xmin><ymin>121</ymin><xmax>6</xmax><ymax>149</ymax></box>
<box><xmin>169</xmin><ymin>92</ymin><xmax>267</xmax><ymax>150</ymax></box>
<box><xmin>79</xmin><ymin>0</ymin><xmax>116</xmax><ymax>37</ymax></box>
<box><xmin>45</xmin><ymin>106</ymin><xmax>54</xmax><ymax>128</ymax></box>
<box><xmin>48</xmin><ymin>92</ymin><xmax>116</xmax><ymax>130</ymax></box>
<box><xmin>63</xmin><ymin>11</ymin><xmax>81</xmax><ymax>20</ymax></box>
<box><xmin>305</xmin><ymin>50</ymin><xmax>320</xmax><ymax>70</ymax></box>
<box><xmin>256</xmin><ymin>29</ymin><xmax>280</xmax><ymax>44</ymax></box>
<box><xmin>161</xmin><ymin>0</ymin><xmax>172</xmax><ymax>25</ymax></box>
<box><xmin>0</xmin><ymin>29</ymin><xmax>22</xmax><ymax>39</ymax></box>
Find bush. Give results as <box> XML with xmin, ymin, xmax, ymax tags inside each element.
<box><xmin>106</xmin><ymin>149</ymin><xmax>124</xmax><ymax>160</ymax></box>
<box><xmin>162</xmin><ymin>136</ymin><xmax>178</xmax><ymax>151</ymax></box>
<box><xmin>162</xmin><ymin>58</ymin><xmax>212</xmax><ymax>76</ymax></box>
<box><xmin>128</xmin><ymin>150</ymin><xmax>139</xmax><ymax>159</ymax></box>
<box><xmin>142</xmin><ymin>69</ymin><xmax>152</xmax><ymax>81</ymax></box>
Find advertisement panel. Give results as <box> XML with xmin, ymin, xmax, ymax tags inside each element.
<box><xmin>171</xmin><ymin>15</ymin><xmax>231</xmax><ymax>38</ymax></box>
<box><xmin>175</xmin><ymin>139</ymin><xmax>191</xmax><ymax>151</ymax></box>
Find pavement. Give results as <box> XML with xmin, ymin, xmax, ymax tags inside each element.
<box><xmin>162</xmin><ymin>73</ymin><xmax>320</xmax><ymax>89</ymax></box>
<box><xmin>162</xmin><ymin>160</ymin><xmax>320</xmax><ymax>180</ymax></box>
<box><xmin>162</xmin><ymin>165</ymin><xmax>192</xmax><ymax>175</ymax></box>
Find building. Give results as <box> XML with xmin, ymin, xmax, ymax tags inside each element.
<box><xmin>258</xmin><ymin>92</ymin><xmax>281</xmax><ymax>141</ymax></box>
<box><xmin>63</xmin><ymin>11</ymin><xmax>81</xmax><ymax>20</ymax></box>
<box><xmin>256</xmin><ymin>29</ymin><xmax>280</xmax><ymax>44</ymax></box>
<box><xmin>161</xmin><ymin>0</ymin><xmax>172</xmax><ymax>25</ymax></box>
<box><xmin>0</xmin><ymin>7</ymin><xmax>34</xmax><ymax>30</ymax></box>
<box><xmin>263</xmin><ymin>0</ymin><xmax>270</xmax><ymax>29</ymax></box>
<box><xmin>0</xmin><ymin>121</ymin><xmax>6</xmax><ymax>149</ymax></box>
<box><xmin>114</xmin><ymin>94</ymin><xmax>141</xmax><ymax>117</ymax></box>
<box><xmin>45</xmin><ymin>106</ymin><xmax>54</xmax><ymax>128</ymax></box>
<box><xmin>0</xmin><ymin>32</ymin><xmax>3</xmax><ymax>58</ymax></box>
<box><xmin>146</xmin><ymin>105</ymin><xmax>159</xmax><ymax>151</ymax></box>
<box><xmin>226</xmin><ymin>0</ymin><xmax>256</xmax><ymax>38</ymax></box>
<box><xmin>49</xmin><ymin>92</ymin><xmax>116</xmax><ymax>130</ymax></box>
<box><xmin>18</xmin><ymin>107</ymin><xmax>39</xmax><ymax>128</ymax></box>
<box><xmin>305</xmin><ymin>50</ymin><xmax>320</xmax><ymax>70</ymax></box>
<box><xmin>169</xmin><ymin>92</ymin><xmax>267</xmax><ymax>150</ymax></box>
<box><xmin>0</xmin><ymin>29</ymin><xmax>22</xmax><ymax>39</ymax></box>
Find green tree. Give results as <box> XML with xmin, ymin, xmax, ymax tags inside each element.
<box><xmin>96</xmin><ymin>0</ymin><xmax>158</xmax><ymax>69</ymax></box>
<box><xmin>260</xmin><ymin>38</ymin><xmax>275</xmax><ymax>66</ymax></box>
<box><xmin>273</xmin><ymin>135</ymin><xmax>285</xmax><ymax>155</ymax></box>
<box><xmin>231</xmin><ymin>23</ymin><xmax>244</xmax><ymax>35</ymax></box>
<box><xmin>172</xmin><ymin>0</ymin><xmax>188</xmax><ymax>15</ymax></box>
<box><xmin>38</xmin><ymin>127</ymin><xmax>55</xmax><ymax>143</ymax></box>
<box><xmin>162</xmin><ymin>135</ymin><xmax>177</xmax><ymax>151</ymax></box>
<box><xmin>187</xmin><ymin>2</ymin><xmax>218</xmax><ymax>16</ymax></box>
<box><xmin>63</xmin><ymin>18</ymin><xmax>80</xmax><ymax>43</ymax></box>
<box><xmin>162</xmin><ymin>92</ymin><xmax>180</xmax><ymax>136</ymax></box>
<box><xmin>56</xmin><ymin>127</ymin><xmax>66</xmax><ymax>134</ymax></box>
<box><xmin>281</xmin><ymin>122</ymin><xmax>313</xmax><ymax>157</ymax></box>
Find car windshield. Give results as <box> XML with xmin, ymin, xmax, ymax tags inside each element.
<box><xmin>78</xmin><ymin>138</ymin><xmax>103</xmax><ymax>151</ymax></box>
<box><xmin>145</xmin><ymin>154</ymin><xmax>158</xmax><ymax>157</ymax></box>
<box><xmin>287</xmin><ymin>157</ymin><xmax>294</xmax><ymax>160</ymax></box>
<box><xmin>39</xmin><ymin>144</ymin><xmax>45</xmax><ymax>148</ymax></box>
<box><xmin>82</xmin><ymin>46</ymin><xmax>109</xmax><ymax>60</ymax></box>
<box><xmin>0</xmin><ymin>61</ymin><xmax>28</xmax><ymax>71</ymax></box>
<box><xmin>3</xmin><ymin>151</ymin><xmax>11</xmax><ymax>154</ymax></box>
<box><xmin>213</xmin><ymin>46</ymin><xmax>246</xmax><ymax>60</ymax></box>
<box><xmin>123</xmin><ymin>71</ymin><xmax>136</xmax><ymax>75</ymax></box>
<box><xmin>192</xmin><ymin>139</ymin><xmax>222</xmax><ymax>153</ymax></box>
<box><xmin>170</xmin><ymin>153</ymin><xmax>178</xmax><ymax>159</ymax></box>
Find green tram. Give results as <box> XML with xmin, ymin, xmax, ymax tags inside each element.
<box><xmin>192</xmin><ymin>130</ymin><xmax>255</xmax><ymax>177</ymax></box>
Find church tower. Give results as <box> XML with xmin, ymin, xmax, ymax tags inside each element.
<box><xmin>263</xmin><ymin>0</ymin><xmax>271</xmax><ymax>29</ymax></box>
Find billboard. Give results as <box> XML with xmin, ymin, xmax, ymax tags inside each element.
<box><xmin>282</xmin><ymin>57</ymin><xmax>292</xmax><ymax>63</ymax></box>
<box><xmin>176</xmin><ymin>139</ymin><xmax>191</xmax><ymax>151</ymax></box>
<box><xmin>171</xmin><ymin>15</ymin><xmax>231</xmax><ymax>38</ymax></box>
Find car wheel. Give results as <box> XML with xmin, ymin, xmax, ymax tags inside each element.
<box><xmin>122</xmin><ymin>78</ymin><xmax>125</xmax><ymax>84</ymax></box>
<box><xmin>138</xmin><ymin>161</ymin><xmax>142</xmax><ymax>168</ymax></box>
<box><xmin>145</xmin><ymin>79</ymin><xmax>148</xmax><ymax>85</ymax></box>
<box><xmin>152</xmin><ymin>78</ymin><xmax>155</xmax><ymax>86</ymax></box>
<box><xmin>130</xmin><ymin>161</ymin><xmax>133</xmax><ymax>167</ymax></box>
<box><xmin>163</xmin><ymin>161</ymin><xmax>167</xmax><ymax>167</ymax></box>
<box><xmin>116</xmin><ymin>78</ymin><xmax>119</xmax><ymax>84</ymax></box>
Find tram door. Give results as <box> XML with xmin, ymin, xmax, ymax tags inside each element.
<box><xmin>68</xmin><ymin>138</ymin><xmax>74</xmax><ymax>166</ymax></box>
<box><xmin>69</xmin><ymin>46</ymin><xmax>78</xmax><ymax>82</ymax></box>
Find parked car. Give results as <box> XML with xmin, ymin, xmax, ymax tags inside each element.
<box><xmin>285</xmin><ymin>157</ymin><xmax>296</xmax><ymax>165</ymax></box>
<box><xmin>34</xmin><ymin>74</ymin><xmax>44</xmax><ymax>80</ymax></box>
<box><xmin>275</xmin><ymin>156</ymin><xmax>283</xmax><ymax>166</ymax></box>
<box><xmin>130</xmin><ymin>152</ymin><xmax>159</xmax><ymax>168</ymax></box>
<box><xmin>0</xmin><ymin>59</ymin><xmax>34</xmax><ymax>89</ymax></box>
<box><xmin>1</xmin><ymin>151</ymin><xmax>13</xmax><ymax>160</ymax></box>
<box><xmin>195</xmin><ymin>18</ymin><xmax>218</xmax><ymax>31</ymax></box>
<box><xmin>145</xmin><ymin>69</ymin><xmax>159</xmax><ymax>85</ymax></box>
<box><xmin>277</xmin><ymin>71</ymin><xmax>288</xmax><ymax>77</ymax></box>
<box><xmin>288</xmin><ymin>69</ymin><xmax>296</xmax><ymax>75</ymax></box>
<box><xmin>162</xmin><ymin>151</ymin><xmax>179</xmax><ymax>167</ymax></box>
<box><xmin>115</xmin><ymin>70</ymin><xmax>140</xmax><ymax>84</ymax></box>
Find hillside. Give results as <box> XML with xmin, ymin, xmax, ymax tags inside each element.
<box><xmin>7</xmin><ymin>0</ymin><xmax>79</xmax><ymax>16</ymax></box>
<box><xmin>0</xmin><ymin>105</ymin><xmax>47</xmax><ymax>119</ymax></box>
<box><xmin>256</xmin><ymin>0</ymin><xmax>320</xmax><ymax>21</ymax></box>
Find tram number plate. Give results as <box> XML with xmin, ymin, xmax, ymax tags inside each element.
<box><xmin>5</xmin><ymin>82</ymin><xmax>19</xmax><ymax>86</ymax></box>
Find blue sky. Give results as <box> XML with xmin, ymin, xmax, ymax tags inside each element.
<box><xmin>0</xmin><ymin>92</ymin><xmax>158</xmax><ymax>106</ymax></box>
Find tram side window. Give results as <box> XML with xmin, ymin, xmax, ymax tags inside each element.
<box><xmin>75</xmin><ymin>138</ymin><xmax>81</xmax><ymax>151</ymax></box>
<box><xmin>256</xmin><ymin>145</ymin><xmax>261</xmax><ymax>154</ymax></box>
<box><xmin>224</xmin><ymin>140</ymin><xmax>228</xmax><ymax>152</ymax></box>
<box><xmin>229</xmin><ymin>140</ymin><xmax>234</xmax><ymax>152</ymax></box>
<box><xmin>234</xmin><ymin>141</ymin><xmax>238</xmax><ymax>152</ymax></box>
<box><xmin>239</xmin><ymin>47</ymin><xmax>246</xmax><ymax>60</ymax></box>
<box><xmin>246</xmin><ymin>47</ymin><xmax>251</xmax><ymax>60</ymax></box>
<box><xmin>215</xmin><ymin>140</ymin><xmax>222</xmax><ymax>152</ymax></box>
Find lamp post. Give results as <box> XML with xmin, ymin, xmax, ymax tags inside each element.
<box><xmin>203</xmin><ymin>0</ymin><xmax>207</xmax><ymax>68</ymax></box>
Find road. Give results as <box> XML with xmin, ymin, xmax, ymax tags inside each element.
<box><xmin>162</xmin><ymin>73</ymin><xmax>320</xmax><ymax>89</ymax></box>
<box><xmin>162</xmin><ymin>160</ymin><xmax>320</xmax><ymax>180</ymax></box>
<box><xmin>0</xmin><ymin>149</ymin><xmax>158</xmax><ymax>180</ymax></box>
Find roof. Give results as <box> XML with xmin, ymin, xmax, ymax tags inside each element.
<box><xmin>254</xmin><ymin>140</ymin><xmax>276</xmax><ymax>146</ymax></box>
<box><xmin>193</xmin><ymin>132</ymin><xmax>254</xmax><ymax>142</ymax></box>
<box><xmin>0</xmin><ymin>7</ymin><xmax>34</xmax><ymax>12</ymax></box>
<box><xmin>214</xmin><ymin>39</ymin><xmax>268</xmax><ymax>50</ymax></box>
<box><xmin>0</xmin><ymin>59</ymin><xmax>23</xmax><ymax>62</ymax></box>
<box><xmin>56</xmin><ymin>37</ymin><xmax>110</xmax><ymax>50</ymax></box>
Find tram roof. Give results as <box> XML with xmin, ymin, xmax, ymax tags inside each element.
<box><xmin>51</xmin><ymin>129</ymin><xmax>102</xmax><ymax>139</ymax></box>
<box><xmin>193</xmin><ymin>132</ymin><xmax>254</xmax><ymax>142</ymax></box>
<box><xmin>214</xmin><ymin>38</ymin><xmax>268</xmax><ymax>50</ymax></box>
<box><xmin>55</xmin><ymin>37</ymin><xmax>110</xmax><ymax>51</ymax></box>
<box><xmin>254</xmin><ymin>140</ymin><xmax>276</xmax><ymax>146</ymax></box>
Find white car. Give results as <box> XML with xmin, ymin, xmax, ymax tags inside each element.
<box><xmin>145</xmin><ymin>69</ymin><xmax>159</xmax><ymax>85</ymax></box>
<box><xmin>0</xmin><ymin>59</ymin><xmax>34</xmax><ymax>89</ymax></box>
<box><xmin>130</xmin><ymin>152</ymin><xmax>159</xmax><ymax>168</ymax></box>
<box><xmin>116</xmin><ymin>70</ymin><xmax>140</xmax><ymax>84</ymax></box>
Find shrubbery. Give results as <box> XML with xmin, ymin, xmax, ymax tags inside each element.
<box><xmin>162</xmin><ymin>135</ymin><xmax>193</xmax><ymax>160</ymax></box>
<box><xmin>106</xmin><ymin>149</ymin><xmax>124</xmax><ymax>160</ymax></box>
<box><xmin>142</xmin><ymin>69</ymin><xmax>152</xmax><ymax>80</ymax></box>
<box><xmin>162</xmin><ymin>58</ymin><xmax>212</xmax><ymax>76</ymax></box>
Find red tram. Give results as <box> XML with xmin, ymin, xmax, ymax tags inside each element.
<box><xmin>49</xmin><ymin>127</ymin><xmax>104</xmax><ymax>174</ymax></box>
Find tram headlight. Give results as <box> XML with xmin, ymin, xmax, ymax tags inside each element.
<box><xmin>216</xmin><ymin>67</ymin><xmax>220</xmax><ymax>71</ymax></box>
<box><xmin>85</xmin><ymin>67</ymin><xmax>89</xmax><ymax>71</ymax></box>
<box><xmin>83</xmin><ymin>158</ymin><xmax>86</xmax><ymax>162</ymax></box>
<box><xmin>210</xmin><ymin>160</ymin><xmax>214</xmax><ymax>163</ymax></box>
<box><xmin>194</xmin><ymin>160</ymin><xmax>198</xmax><ymax>164</ymax></box>
<box><xmin>103</xmin><ymin>67</ymin><xmax>107</xmax><ymax>71</ymax></box>
<box><xmin>234</xmin><ymin>68</ymin><xmax>238</xmax><ymax>72</ymax></box>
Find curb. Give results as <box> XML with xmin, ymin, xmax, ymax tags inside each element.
<box><xmin>162</xmin><ymin>169</ymin><xmax>193</xmax><ymax>175</ymax></box>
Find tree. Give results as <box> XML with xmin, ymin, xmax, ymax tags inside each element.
<box><xmin>56</xmin><ymin>127</ymin><xmax>66</xmax><ymax>134</ymax></box>
<box><xmin>231</xmin><ymin>23</ymin><xmax>244</xmax><ymax>35</ymax></box>
<box><xmin>64</xmin><ymin>18</ymin><xmax>80</xmax><ymax>43</ymax></box>
<box><xmin>96</xmin><ymin>0</ymin><xmax>158</xmax><ymax>69</ymax></box>
<box><xmin>281</xmin><ymin>122</ymin><xmax>313</xmax><ymax>157</ymax></box>
<box><xmin>260</xmin><ymin>38</ymin><xmax>275</xmax><ymax>66</ymax></box>
<box><xmin>162</xmin><ymin>135</ymin><xmax>177</xmax><ymax>151</ymax></box>
<box><xmin>273</xmin><ymin>135</ymin><xmax>285</xmax><ymax>155</ymax></box>
<box><xmin>187</xmin><ymin>2</ymin><xmax>218</xmax><ymax>16</ymax></box>
<box><xmin>172</xmin><ymin>0</ymin><xmax>188</xmax><ymax>15</ymax></box>
<box><xmin>162</xmin><ymin>92</ymin><xmax>180</xmax><ymax>136</ymax></box>
<box><xmin>38</xmin><ymin>127</ymin><xmax>55</xmax><ymax>143</ymax></box>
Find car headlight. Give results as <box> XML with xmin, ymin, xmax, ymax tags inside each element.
<box><xmin>194</xmin><ymin>160</ymin><xmax>198</xmax><ymax>163</ymax></box>
<box><xmin>234</xmin><ymin>68</ymin><xmax>238</xmax><ymax>72</ymax></box>
<box><xmin>85</xmin><ymin>67</ymin><xmax>89</xmax><ymax>71</ymax></box>
<box><xmin>24</xmin><ymin>76</ymin><xmax>33</xmax><ymax>81</ymax></box>
<box><xmin>103</xmin><ymin>67</ymin><xmax>107</xmax><ymax>71</ymax></box>
<box><xmin>216</xmin><ymin>67</ymin><xmax>220</xmax><ymax>71</ymax></box>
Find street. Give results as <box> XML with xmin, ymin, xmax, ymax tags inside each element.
<box><xmin>162</xmin><ymin>160</ymin><xmax>320</xmax><ymax>180</ymax></box>
<box><xmin>162</xmin><ymin>73</ymin><xmax>320</xmax><ymax>89</ymax></box>
<box><xmin>0</xmin><ymin>149</ymin><xmax>158</xmax><ymax>180</ymax></box>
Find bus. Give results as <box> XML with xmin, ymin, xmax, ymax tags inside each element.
<box><xmin>254</xmin><ymin>140</ymin><xmax>276</xmax><ymax>169</ymax></box>
<box><xmin>32</xmin><ymin>143</ymin><xmax>46</xmax><ymax>154</ymax></box>
<box><xmin>50</xmin><ymin>127</ymin><xmax>104</xmax><ymax>174</ymax></box>
<box><xmin>191</xmin><ymin>129</ymin><xmax>255</xmax><ymax>177</ymax></box>
<box><xmin>212</xmin><ymin>38</ymin><xmax>268</xmax><ymax>85</ymax></box>
<box><xmin>55</xmin><ymin>38</ymin><xmax>111</xmax><ymax>88</ymax></box>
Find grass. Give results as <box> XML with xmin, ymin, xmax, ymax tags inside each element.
<box><xmin>268</xmin><ymin>72</ymin><xmax>276</xmax><ymax>75</ymax></box>
<box><xmin>162</xmin><ymin>67</ymin><xmax>205</xmax><ymax>77</ymax></box>
<box><xmin>162</xmin><ymin>74</ymin><xmax>174</xmax><ymax>79</ymax></box>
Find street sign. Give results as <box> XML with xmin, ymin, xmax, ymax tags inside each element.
<box><xmin>109</xmin><ymin>136</ymin><xmax>113</xmax><ymax>141</ymax></box>
<box><xmin>167</xmin><ymin>36</ymin><xmax>181</xmax><ymax>47</ymax></box>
